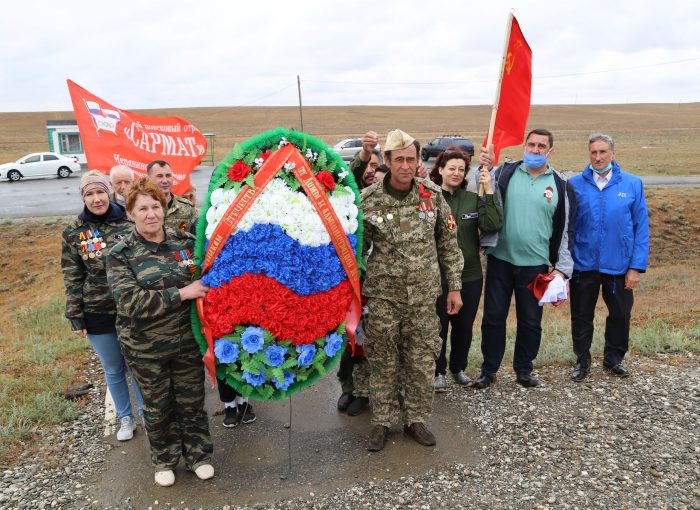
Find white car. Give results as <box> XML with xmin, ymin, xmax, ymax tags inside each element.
<box><xmin>332</xmin><ymin>138</ymin><xmax>381</xmax><ymax>163</ymax></box>
<box><xmin>0</xmin><ymin>152</ymin><xmax>81</xmax><ymax>182</ymax></box>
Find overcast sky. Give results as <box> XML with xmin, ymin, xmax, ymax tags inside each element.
<box><xmin>1</xmin><ymin>0</ymin><xmax>698</xmax><ymax>112</ymax></box>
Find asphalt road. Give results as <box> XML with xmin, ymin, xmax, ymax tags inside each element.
<box><xmin>1</xmin><ymin>166</ymin><xmax>699</xmax><ymax>219</ymax></box>
<box><xmin>0</xmin><ymin>167</ymin><xmax>215</xmax><ymax>219</ymax></box>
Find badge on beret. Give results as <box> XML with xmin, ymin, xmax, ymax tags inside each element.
<box><xmin>179</xmin><ymin>221</ymin><xmax>188</xmax><ymax>232</ymax></box>
<box><xmin>447</xmin><ymin>214</ymin><xmax>457</xmax><ymax>231</ymax></box>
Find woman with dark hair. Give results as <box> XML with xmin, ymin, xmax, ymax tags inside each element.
<box><xmin>61</xmin><ymin>171</ymin><xmax>143</xmax><ymax>442</ymax></box>
<box><xmin>107</xmin><ymin>177</ymin><xmax>213</xmax><ymax>487</ymax></box>
<box><xmin>429</xmin><ymin>148</ymin><xmax>503</xmax><ymax>390</ymax></box>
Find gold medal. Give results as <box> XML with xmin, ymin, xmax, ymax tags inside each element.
<box><xmin>101</xmin><ymin>241</ymin><xmax>108</xmax><ymax>248</ymax></box>
<box><xmin>92</xmin><ymin>237</ymin><xmax>99</xmax><ymax>244</ymax></box>
<box><xmin>88</xmin><ymin>252</ymin><xmax>95</xmax><ymax>259</ymax></box>
<box><xmin>377</xmin><ymin>216</ymin><xmax>384</xmax><ymax>224</ymax></box>
<box><xmin>82</xmin><ymin>254</ymin><xmax>88</xmax><ymax>260</ymax></box>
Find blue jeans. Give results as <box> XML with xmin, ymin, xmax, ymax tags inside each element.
<box><xmin>87</xmin><ymin>332</ymin><xmax>143</xmax><ymax>419</ymax></box>
<box><xmin>480</xmin><ymin>256</ymin><xmax>548</xmax><ymax>375</ymax></box>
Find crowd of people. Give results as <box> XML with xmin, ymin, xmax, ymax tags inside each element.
<box><xmin>61</xmin><ymin>127</ymin><xmax>649</xmax><ymax>482</ymax></box>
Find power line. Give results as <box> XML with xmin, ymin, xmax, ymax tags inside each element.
<box><xmin>302</xmin><ymin>57</ymin><xmax>700</xmax><ymax>87</ymax></box>
<box><xmin>236</xmin><ymin>83</ymin><xmax>296</xmax><ymax>107</ymax></box>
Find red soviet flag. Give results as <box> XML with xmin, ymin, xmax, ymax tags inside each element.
<box><xmin>67</xmin><ymin>80</ymin><xmax>207</xmax><ymax>195</ymax></box>
<box><xmin>485</xmin><ymin>15</ymin><xmax>532</xmax><ymax>164</ymax></box>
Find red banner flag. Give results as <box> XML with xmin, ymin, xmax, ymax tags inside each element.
<box><xmin>484</xmin><ymin>15</ymin><xmax>532</xmax><ymax>164</ymax></box>
<box><xmin>66</xmin><ymin>80</ymin><xmax>207</xmax><ymax>195</ymax></box>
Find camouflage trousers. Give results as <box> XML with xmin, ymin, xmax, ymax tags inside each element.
<box><xmin>337</xmin><ymin>350</ymin><xmax>370</xmax><ymax>398</ymax></box>
<box><xmin>364</xmin><ymin>297</ymin><xmax>440</xmax><ymax>427</ymax></box>
<box><xmin>127</xmin><ymin>347</ymin><xmax>213</xmax><ymax>470</ymax></box>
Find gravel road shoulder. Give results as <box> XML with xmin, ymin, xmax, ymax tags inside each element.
<box><xmin>2</xmin><ymin>353</ymin><xmax>698</xmax><ymax>510</ymax></box>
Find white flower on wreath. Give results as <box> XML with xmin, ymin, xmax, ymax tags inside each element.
<box><xmin>206</xmin><ymin>178</ymin><xmax>359</xmax><ymax>246</ymax></box>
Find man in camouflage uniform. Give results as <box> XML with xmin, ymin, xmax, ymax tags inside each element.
<box><xmin>147</xmin><ymin>160</ymin><xmax>198</xmax><ymax>233</ymax></box>
<box><xmin>362</xmin><ymin>129</ymin><xmax>464</xmax><ymax>451</ymax></box>
<box><xmin>106</xmin><ymin>181</ymin><xmax>212</xmax><ymax>485</ymax></box>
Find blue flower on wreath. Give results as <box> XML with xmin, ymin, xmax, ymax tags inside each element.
<box><xmin>296</xmin><ymin>344</ymin><xmax>316</xmax><ymax>368</ymax></box>
<box><xmin>264</xmin><ymin>345</ymin><xmax>288</xmax><ymax>367</ymax></box>
<box><xmin>242</xmin><ymin>370</ymin><xmax>266</xmax><ymax>387</ymax></box>
<box><xmin>214</xmin><ymin>339</ymin><xmax>239</xmax><ymax>364</ymax></box>
<box><xmin>274</xmin><ymin>370</ymin><xmax>295</xmax><ymax>391</ymax></box>
<box><xmin>324</xmin><ymin>332</ymin><xmax>344</xmax><ymax>358</ymax></box>
<box><xmin>241</xmin><ymin>326</ymin><xmax>265</xmax><ymax>354</ymax></box>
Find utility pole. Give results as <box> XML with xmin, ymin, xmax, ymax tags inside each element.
<box><xmin>297</xmin><ymin>75</ymin><xmax>304</xmax><ymax>132</ymax></box>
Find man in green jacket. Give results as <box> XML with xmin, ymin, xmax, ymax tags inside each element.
<box><xmin>362</xmin><ymin>129</ymin><xmax>463</xmax><ymax>452</ymax></box>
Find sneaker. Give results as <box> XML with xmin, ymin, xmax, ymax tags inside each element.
<box><xmin>451</xmin><ymin>371</ymin><xmax>472</xmax><ymax>385</ymax></box>
<box><xmin>238</xmin><ymin>403</ymin><xmax>256</xmax><ymax>424</ymax></box>
<box><xmin>433</xmin><ymin>374</ymin><xmax>448</xmax><ymax>392</ymax></box>
<box><xmin>222</xmin><ymin>406</ymin><xmax>239</xmax><ymax>428</ymax></box>
<box><xmin>154</xmin><ymin>469</ymin><xmax>175</xmax><ymax>487</ymax></box>
<box><xmin>116</xmin><ymin>416</ymin><xmax>136</xmax><ymax>441</ymax></box>
<box><xmin>194</xmin><ymin>463</ymin><xmax>215</xmax><ymax>480</ymax></box>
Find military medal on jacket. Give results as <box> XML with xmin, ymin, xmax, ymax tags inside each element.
<box><xmin>174</xmin><ymin>249</ymin><xmax>197</xmax><ymax>275</ymax></box>
<box><xmin>418</xmin><ymin>183</ymin><xmax>434</xmax><ymax>219</ymax></box>
<box><xmin>79</xmin><ymin>229</ymin><xmax>106</xmax><ymax>260</ymax></box>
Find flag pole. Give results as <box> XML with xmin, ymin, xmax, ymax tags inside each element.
<box><xmin>480</xmin><ymin>10</ymin><xmax>515</xmax><ymax>196</ymax></box>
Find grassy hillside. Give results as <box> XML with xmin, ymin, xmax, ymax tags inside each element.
<box><xmin>0</xmin><ymin>103</ymin><xmax>698</xmax><ymax>175</ymax></box>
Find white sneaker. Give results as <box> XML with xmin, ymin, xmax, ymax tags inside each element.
<box><xmin>116</xmin><ymin>416</ymin><xmax>136</xmax><ymax>441</ymax></box>
<box><xmin>434</xmin><ymin>374</ymin><xmax>448</xmax><ymax>392</ymax></box>
<box><xmin>154</xmin><ymin>469</ymin><xmax>175</xmax><ymax>487</ymax></box>
<box><xmin>194</xmin><ymin>464</ymin><xmax>215</xmax><ymax>480</ymax></box>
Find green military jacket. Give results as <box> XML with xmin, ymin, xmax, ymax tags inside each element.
<box><xmin>106</xmin><ymin>228</ymin><xmax>199</xmax><ymax>359</ymax></box>
<box><xmin>61</xmin><ymin>204</ymin><xmax>132</xmax><ymax>331</ymax></box>
<box><xmin>441</xmin><ymin>188</ymin><xmax>503</xmax><ymax>283</ymax></box>
<box><xmin>165</xmin><ymin>195</ymin><xmax>197</xmax><ymax>233</ymax></box>
<box><xmin>361</xmin><ymin>176</ymin><xmax>464</xmax><ymax>306</ymax></box>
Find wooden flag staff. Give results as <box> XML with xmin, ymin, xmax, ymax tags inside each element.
<box><xmin>480</xmin><ymin>10</ymin><xmax>515</xmax><ymax>196</ymax></box>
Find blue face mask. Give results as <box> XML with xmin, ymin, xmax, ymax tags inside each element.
<box><xmin>591</xmin><ymin>162</ymin><xmax>612</xmax><ymax>175</ymax></box>
<box><xmin>523</xmin><ymin>152</ymin><xmax>548</xmax><ymax>169</ymax></box>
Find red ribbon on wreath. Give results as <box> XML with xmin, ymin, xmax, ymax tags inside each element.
<box><xmin>197</xmin><ymin>144</ymin><xmax>296</xmax><ymax>386</ymax></box>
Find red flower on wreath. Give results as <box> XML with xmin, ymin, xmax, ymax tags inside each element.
<box><xmin>260</xmin><ymin>150</ymin><xmax>272</xmax><ymax>162</ymax></box>
<box><xmin>317</xmin><ymin>171</ymin><xmax>336</xmax><ymax>192</ymax></box>
<box><xmin>204</xmin><ymin>273</ymin><xmax>353</xmax><ymax>345</ymax></box>
<box><xmin>228</xmin><ymin>161</ymin><xmax>253</xmax><ymax>181</ymax></box>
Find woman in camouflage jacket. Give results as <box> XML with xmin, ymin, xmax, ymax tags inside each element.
<box><xmin>61</xmin><ymin>171</ymin><xmax>143</xmax><ymax>442</ymax></box>
<box><xmin>106</xmin><ymin>177</ymin><xmax>213</xmax><ymax>487</ymax></box>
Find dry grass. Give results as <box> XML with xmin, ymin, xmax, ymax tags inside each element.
<box><xmin>1</xmin><ymin>103</ymin><xmax>699</xmax><ymax>174</ymax></box>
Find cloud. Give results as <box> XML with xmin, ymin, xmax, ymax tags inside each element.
<box><xmin>0</xmin><ymin>0</ymin><xmax>698</xmax><ymax>111</ymax></box>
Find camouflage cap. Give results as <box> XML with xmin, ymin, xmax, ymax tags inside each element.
<box><xmin>385</xmin><ymin>129</ymin><xmax>415</xmax><ymax>151</ymax></box>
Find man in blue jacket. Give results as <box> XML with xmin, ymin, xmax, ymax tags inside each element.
<box><xmin>569</xmin><ymin>133</ymin><xmax>649</xmax><ymax>381</ymax></box>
